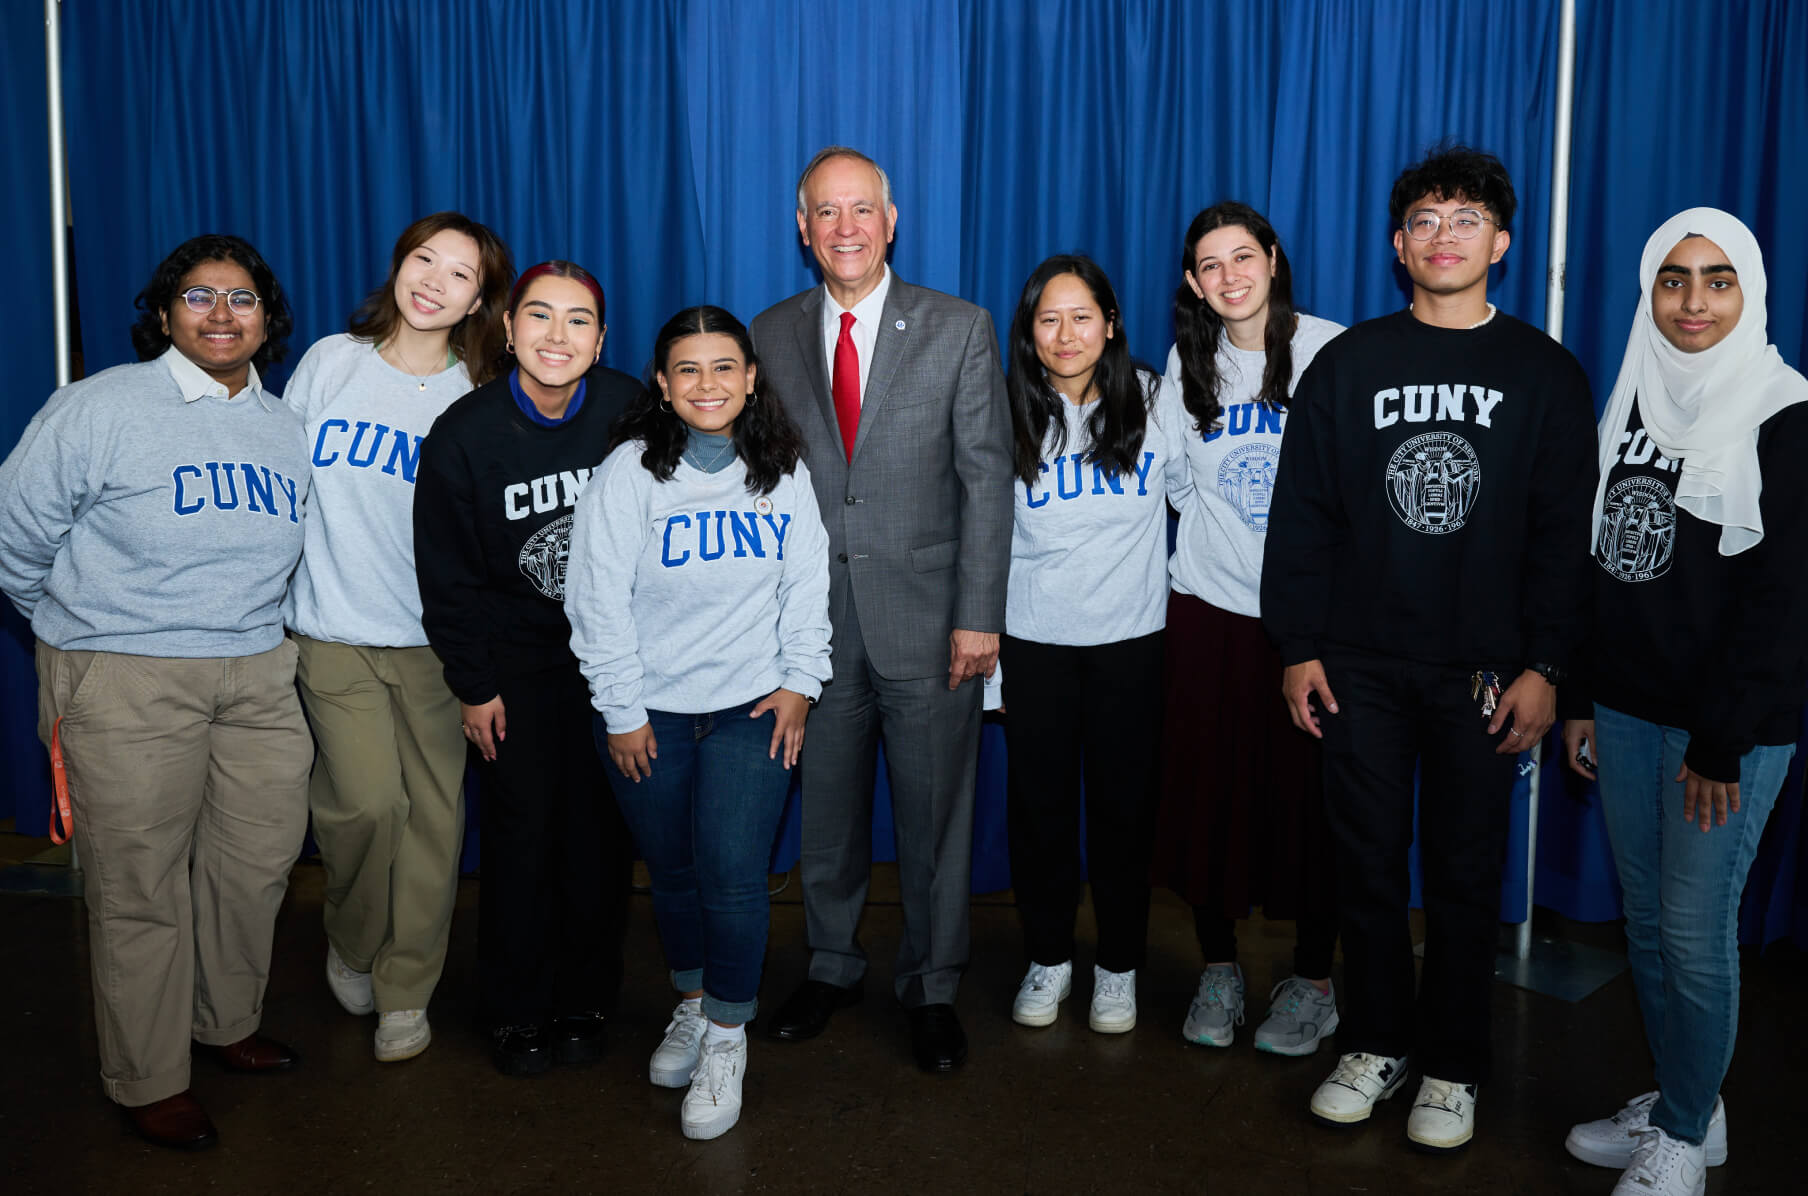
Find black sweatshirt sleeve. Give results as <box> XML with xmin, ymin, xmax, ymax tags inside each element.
<box><xmin>1684</xmin><ymin>407</ymin><xmax>1808</xmax><ymax>782</ymax></box>
<box><xmin>414</xmin><ymin>415</ymin><xmax>498</xmax><ymax>706</ymax></box>
<box><xmin>1518</xmin><ymin>357</ymin><xmax>1599</xmax><ymax>671</ymax></box>
<box><xmin>1261</xmin><ymin>351</ymin><xmax>1344</xmax><ymax>665</ymax></box>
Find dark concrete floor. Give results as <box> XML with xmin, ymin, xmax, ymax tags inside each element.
<box><xmin>0</xmin><ymin>845</ymin><xmax>1800</xmax><ymax>1195</ymax></box>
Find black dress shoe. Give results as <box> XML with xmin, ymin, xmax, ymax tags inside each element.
<box><xmin>124</xmin><ymin>1091</ymin><xmax>218</xmax><ymax>1151</ymax></box>
<box><xmin>550</xmin><ymin>1011</ymin><xmax>607</xmax><ymax>1067</ymax></box>
<box><xmin>491</xmin><ymin>1023</ymin><xmax>553</xmax><ymax>1076</ymax></box>
<box><xmin>909</xmin><ymin>1003</ymin><xmax>967</xmax><ymax>1073</ymax></box>
<box><xmin>766</xmin><ymin>978</ymin><xmax>864</xmax><ymax>1041</ymax></box>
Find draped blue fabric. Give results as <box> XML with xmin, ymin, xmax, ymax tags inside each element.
<box><xmin>1</xmin><ymin>0</ymin><xmax>57</xmax><ymax>829</ymax></box>
<box><xmin>14</xmin><ymin>0</ymin><xmax>1805</xmax><ymax>943</ymax></box>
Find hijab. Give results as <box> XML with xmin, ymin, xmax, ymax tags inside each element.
<box><xmin>1590</xmin><ymin>207</ymin><xmax>1808</xmax><ymax>555</ymax></box>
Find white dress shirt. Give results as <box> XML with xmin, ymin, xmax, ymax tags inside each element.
<box><xmin>818</xmin><ymin>266</ymin><xmax>893</xmax><ymax>404</ymax></box>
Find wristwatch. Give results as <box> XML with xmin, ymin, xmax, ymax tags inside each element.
<box><xmin>1526</xmin><ymin>661</ymin><xmax>1566</xmax><ymax>686</ymax></box>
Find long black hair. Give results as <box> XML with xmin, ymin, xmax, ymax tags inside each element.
<box><xmin>1006</xmin><ymin>255</ymin><xmax>1152</xmax><ymax>486</ymax></box>
<box><xmin>613</xmin><ymin>305</ymin><xmax>805</xmax><ymax>497</ymax></box>
<box><xmin>130</xmin><ymin>234</ymin><xmax>294</xmax><ymax>368</ymax></box>
<box><xmin>1170</xmin><ymin>202</ymin><xmax>1298</xmax><ymax>432</ymax></box>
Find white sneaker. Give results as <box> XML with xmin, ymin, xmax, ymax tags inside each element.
<box><xmin>1253</xmin><ymin>977</ymin><xmax>1339</xmax><ymax>1057</ymax></box>
<box><xmin>680</xmin><ymin>1036</ymin><xmax>747</xmax><ymax>1141</ymax></box>
<box><xmin>1181</xmin><ymin>963</ymin><xmax>1244</xmax><ymax>1047</ymax></box>
<box><xmin>650</xmin><ymin>1000</ymin><xmax>708</xmax><ymax>1088</ymax></box>
<box><xmin>1612</xmin><ymin>1128</ymin><xmax>1707</xmax><ymax>1196</ymax></box>
<box><xmin>1309</xmin><ymin>1051</ymin><xmax>1409</xmax><ymax>1125</ymax></box>
<box><xmin>1011</xmin><ymin>961</ymin><xmax>1072</xmax><ymax>1028</ymax></box>
<box><xmin>373</xmin><ymin>1008</ymin><xmax>430</xmax><ymax>1062</ymax></box>
<box><xmin>1406</xmin><ymin>1076</ymin><xmax>1477</xmax><ymax>1152</ymax></box>
<box><xmin>1566</xmin><ymin>1092</ymin><xmax>1728</xmax><ymax>1169</ymax></box>
<box><xmin>1088</xmin><ymin>967</ymin><xmax>1136</xmax><ymax>1034</ymax></box>
<box><xmin>325</xmin><ymin>944</ymin><xmax>374</xmax><ymax>1016</ymax></box>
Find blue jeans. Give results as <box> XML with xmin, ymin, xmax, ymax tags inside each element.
<box><xmin>1592</xmin><ymin>704</ymin><xmax>1792</xmax><ymax>1144</ymax></box>
<box><xmin>597</xmin><ymin>700</ymin><xmax>792</xmax><ymax>1024</ymax></box>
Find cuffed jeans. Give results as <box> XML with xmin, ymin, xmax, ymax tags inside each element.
<box><xmin>600</xmin><ymin>700</ymin><xmax>793</xmax><ymax>1025</ymax></box>
<box><xmin>1592</xmin><ymin>703</ymin><xmax>1792</xmax><ymax>1145</ymax></box>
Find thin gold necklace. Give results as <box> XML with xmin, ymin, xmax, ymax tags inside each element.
<box><xmin>387</xmin><ymin>340</ymin><xmax>455</xmax><ymax>391</ymax></box>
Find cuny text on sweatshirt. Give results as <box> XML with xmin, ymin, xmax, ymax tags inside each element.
<box><xmin>284</xmin><ymin>334</ymin><xmax>472</xmax><ymax>646</ymax></box>
<box><xmin>412</xmin><ymin>367</ymin><xmax>640</xmax><ymax>704</ymax></box>
<box><xmin>566</xmin><ymin>442</ymin><xmax>833</xmax><ymax>732</ymax></box>
<box><xmin>1261</xmin><ymin>310</ymin><xmax>1597</xmax><ymax>670</ymax></box>
<box><xmin>1161</xmin><ymin>313</ymin><xmax>1344</xmax><ymax>617</ymax></box>
<box><xmin>1580</xmin><ymin>400</ymin><xmax>1808</xmax><ymax>781</ymax></box>
<box><xmin>1006</xmin><ymin>375</ymin><xmax>1192</xmax><ymax>645</ymax></box>
<box><xmin>0</xmin><ymin>350</ymin><xmax>308</xmax><ymax>656</ymax></box>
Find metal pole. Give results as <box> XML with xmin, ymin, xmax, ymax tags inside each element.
<box><xmin>46</xmin><ymin>0</ymin><xmax>70</xmax><ymax>389</ymax></box>
<box><xmin>1517</xmin><ymin>0</ymin><xmax>1578</xmax><ymax>962</ymax></box>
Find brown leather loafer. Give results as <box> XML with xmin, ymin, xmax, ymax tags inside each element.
<box><xmin>204</xmin><ymin>1032</ymin><xmax>299</xmax><ymax>1072</ymax></box>
<box><xmin>124</xmin><ymin>1090</ymin><xmax>218</xmax><ymax>1150</ymax></box>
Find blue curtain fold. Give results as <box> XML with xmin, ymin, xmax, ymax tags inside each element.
<box><xmin>2</xmin><ymin>0</ymin><xmax>58</xmax><ymax>830</ymax></box>
<box><xmin>21</xmin><ymin>0</ymin><xmax>1808</xmax><ymax>944</ymax></box>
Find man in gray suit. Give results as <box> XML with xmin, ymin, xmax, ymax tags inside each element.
<box><xmin>752</xmin><ymin>146</ymin><xmax>1012</xmax><ymax>1072</ymax></box>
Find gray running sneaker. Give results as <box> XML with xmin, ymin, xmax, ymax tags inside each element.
<box><xmin>1253</xmin><ymin>976</ymin><xmax>1340</xmax><ymax>1057</ymax></box>
<box><xmin>1181</xmin><ymin>963</ymin><xmax>1245</xmax><ymax>1046</ymax></box>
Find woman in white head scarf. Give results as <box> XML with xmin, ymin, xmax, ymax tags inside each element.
<box><xmin>1562</xmin><ymin>208</ymin><xmax>1808</xmax><ymax>1195</ymax></box>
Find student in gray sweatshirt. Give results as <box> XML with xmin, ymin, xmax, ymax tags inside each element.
<box><xmin>283</xmin><ymin>212</ymin><xmax>514</xmax><ymax>1065</ymax></box>
<box><xmin>0</xmin><ymin>235</ymin><xmax>311</xmax><ymax>1152</ymax></box>
<box><xmin>998</xmin><ymin>256</ymin><xmax>1192</xmax><ymax>1039</ymax></box>
<box><xmin>565</xmin><ymin>305</ymin><xmax>831</xmax><ymax>1142</ymax></box>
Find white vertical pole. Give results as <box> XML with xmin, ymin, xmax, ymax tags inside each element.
<box><xmin>46</xmin><ymin>0</ymin><xmax>70</xmax><ymax>389</ymax></box>
<box><xmin>1517</xmin><ymin>0</ymin><xmax>1578</xmax><ymax>962</ymax></box>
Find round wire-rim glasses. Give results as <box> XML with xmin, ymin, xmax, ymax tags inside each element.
<box><xmin>180</xmin><ymin>286</ymin><xmax>263</xmax><ymax>315</ymax></box>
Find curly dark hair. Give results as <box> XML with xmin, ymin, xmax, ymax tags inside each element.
<box><xmin>347</xmin><ymin>211</ymin><xmax>515</xmax><ymax>386</ymax></box>
<box><xmin>1171</xmin><ymin>201</ymin><xmax>1299</xmax><ymax>432</ymax></box>
<box><xmin>613</xmin><ymin>305</ymin><xmax>804</xmax><ymax>497</ymax></box>
<box><xmin>130</xmin><ymin>234</ymin><xmax>293</xmax><ymax>368</ymax></box>
<box><xmin>1388</xmin><ymin>142</ymin><xmax>1517</xmax><ymax>232</ymax></box>
<box><xmin>1006</xmin><ymin>254</ymin><xmax>1152</xmax><ymax>486</ymax></box>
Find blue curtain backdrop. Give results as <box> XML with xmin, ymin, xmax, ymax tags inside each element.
<box><xmin>11</xmin><ymin>1</ymin><xmax>1807</xmax><ymax>942</ymax></box>
<box><xmin>1</xmin><ymin>0</ymin><xmax>57</xmax><ymax>829</ymax></box>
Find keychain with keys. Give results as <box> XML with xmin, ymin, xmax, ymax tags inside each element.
<box><xmin>1470</xmin><ymin>670</ymin><xmax>1501</xmax><ymax>717</ymax></box>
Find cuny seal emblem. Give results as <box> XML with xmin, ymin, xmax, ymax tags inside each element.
<box><xmin>1385</xmin><ymin>431</ymin><xmax>1481</xmax><ymax>534</ymax></box>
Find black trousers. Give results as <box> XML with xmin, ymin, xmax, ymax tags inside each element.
<box><xmin>1319</xmin><ymin>652</ymin><xmax>1518</xmax><ymax>1084</ymax></box>
<box><xmin>1194</xmin><ymin>908</ymin><xmax>1339</xmax><ymax>981</ymax></box>
<box><xmin>1002</xmin><ymin>631</ymin><xmax>1165</xmax><ymax>974</ymax></box>
<box><xmin>476</xmin><ymin>659</ymin><xmax>631</xmax><ymax>1028</ymax></box>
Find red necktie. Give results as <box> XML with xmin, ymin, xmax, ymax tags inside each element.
<box><xmin>832</xmin><ymin>310</ymin><xmax>860</xmax><ymax>462</ymax></box>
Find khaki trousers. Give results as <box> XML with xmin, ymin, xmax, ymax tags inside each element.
<box><xmin>294</xmin><ymin>636</ymin><xmax>465</xmax><ymax>1011</ymax></box>
<box><xmin>36</xmin><ymin>639</ymin><xmax>312</xmax><ymax>1108</ymax></box>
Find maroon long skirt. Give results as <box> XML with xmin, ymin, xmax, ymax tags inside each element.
<box><xmin>1151</xmin><ymin>591</ymin><xmax>1337</xmax><ymax>923</ymax></box>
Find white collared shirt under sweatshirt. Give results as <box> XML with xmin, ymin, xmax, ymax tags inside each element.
<box><xmin>565</xmin><ymin>442</ymin><xmax>833</xmax><ymax>732</ymax></box>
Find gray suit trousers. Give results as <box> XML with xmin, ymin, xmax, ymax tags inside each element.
<box><xmin>802</xmin><ymin>586</ymin><xmax>979</xmax><ymax>1007</ymax></box>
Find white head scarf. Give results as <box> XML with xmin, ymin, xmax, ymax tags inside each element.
<box><xmin>1590</xmin><ymin>207</ymin><xmax>1808</xmax><ymax>555</ymax></box>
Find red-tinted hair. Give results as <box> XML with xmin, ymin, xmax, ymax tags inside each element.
<box><xmin>509</xmin><ymin>260</ymin><xmax>605</xmax><ymax>321</ymax></box>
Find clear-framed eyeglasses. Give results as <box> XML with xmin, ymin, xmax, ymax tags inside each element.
<box><xmin>181</xmin><ymin>286</ymin><xmax>263</xmax><ymax>315</ymax></box>
<box><xmin>1402</xmin><ymin>209</ymin><xmax>1496</xmax><ymax>241</ymax></box>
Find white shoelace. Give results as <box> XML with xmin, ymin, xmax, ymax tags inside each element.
<box><xmin>1613</xmin><ymin>1091</ymin><xmax>1661</xmax><ymax>1128</ymax></box>
<box><xmin>1624</xmin><ymin>1127</ymin><xmax>1692</xmax><ymax>1185</ymax></box>
<box><xmin>1025</xmin><ymin>965</ymin><xmax>1067</xmax><ymax>993</ymax></box>
<box><xmin>1095</xmin><ymin>972</ymin><xmax>1133</xmax><ymax>1000</ymax></box>
<box><xmin>692</xmin><ymin>1040</ymin><xmax>742</xmax><ymax>1103</ymax></box>
<box><xmin>1417</xmin><ymin>1078</ymin><xmax>1467</xmax><ymax>1112</ymax></box>
<box><xmin>1329</xmin><ymin>1053</ymin><xmax>1394</xmax><ymax>1089</ymax></box>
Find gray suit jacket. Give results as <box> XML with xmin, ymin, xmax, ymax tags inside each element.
<box><xmin>751</xmin><ymin>275</ymin><xmax>1012</xmax><ymax>680</ymax></box>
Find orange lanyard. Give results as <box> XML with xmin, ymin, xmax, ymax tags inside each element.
<box><xmin>48</xmin><ymin>715</ymin><xmax>73</xmax><ymax>845</ymax></box>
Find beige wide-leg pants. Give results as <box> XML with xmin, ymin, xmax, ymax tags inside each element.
<box><xmin>36</xmin><ymin>639</ymin><xmax>312</xmax><ymax>1108</ymax></box>
<box><xmin>294</xmin><ymin>636</ymin><xmax>465</xmax><ymax>1012</ymax></box>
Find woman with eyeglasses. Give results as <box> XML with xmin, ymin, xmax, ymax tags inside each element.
<box><xmin>283</xmin><ymin>213</ymin><xmax>513</xmax><ymax>1064</ymax></box>
<box><xmin>566</xmin><ymin>305</ymin><xmax>830</xmax><ymax>1140</ymax></box>
<box><xmin>1560</xmin><ymin>210</ymin><xmax>1808</xmax><ymax>1196</ymax></box>
<box><xmin>0</xmin><ymin>235</ymin><xmax>310</xmax><ymax>1150</ymax></box>
<box><xmin>1148</xmin><ymin>202</ymin><xmax>1346</xmax><ymax>1058</ymax></box>
<box><xmin>413</xmin><ymin>260</ymin><xmax>640</xmax><ymax>1077</ymax></box>
<box><xmin>1000</xmin><ymin>255</ymin><xmax>1192</xmax><ymax>1036</ymax></box>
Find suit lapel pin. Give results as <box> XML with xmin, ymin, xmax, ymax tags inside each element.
<box><xmin>894</xmin><ymin>319</ymin><xmax>906</xmax><ymax>330</ymax></box>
